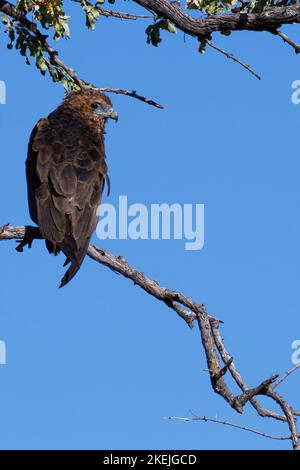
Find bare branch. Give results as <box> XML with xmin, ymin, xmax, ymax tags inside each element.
<box><xmin>212</xmin><ymin>357</ymin><xmax>233</xmax><ymax>381</ymax></box>
<box><xmin>273</xmin><ymin>363</ymin><xmax>300</xmax><ymax>389</ymax></box>
<box><xmin>210</xmin><ymin>319</ymin><xmax>294</xmax><ymax>423</ymax></box>
<box><xmin>266</xmin><ymin>389</ymin><xmax>300</xmax><ymax>450</ymax></box>
<box><xmin>234</xmin><ymin>374</ymin><xmax>279</xmax><ymax>408</ymax></box>
<box><xmin>1</xmin><ymin>224</ymin><xmax>299</xmax><ymax>449</ymax></box>
<box><xmin>0</xmin><ymin>225</ymin><xmax>199</xmax><ymax>326</ymax></box>
<box><xmin>195</xmin><ymin>311</ymin><xmax>243</xmax><ymax>412</ymax></box>
<box><xmin>207</xmin><ymin>40</ymin><xmax>261</xmax><ymax>80</ymax></box>
<box><xmin>95</xmin><ymin>5</ymin><xmax>153</xmax><ymax>21</ymax></box>
<box><xmin>274</xmin><ymin>30</ymin><xmax>300</xmax><ymax>54</ymax></box>
<box><xmin>91</xmin><ymin>87</ymin><xmax>164</xmax><ymax>109</ymax></box>
<box><xmin>166</xmin><ymin>415</ymin><xmax>298</xmax><ymax>442</ymax></box>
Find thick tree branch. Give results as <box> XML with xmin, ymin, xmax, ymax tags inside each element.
<box><xmin>266</xmin><ymin>389</ymin><xmax>300</xmax><ymax>450</ymax></box>
<box><xmin>133</xmin><ymin>2</ymin><xmax>300</xmax><ymax>36</ymax></box>
<box><xmin>132</xmin><ymin>1</ymin><xmax>300</xmax><ymax>78</ymax></box>
<box><xmin>1</xmin><ymin>223</ymin><xmax>299</xmax><ymax>449</ymax></box>
<box><xmin>91</xmin><ymin>87</ymin><xmax>163</xmax><ymax>108</ymax></box>
<box><xmin>2</xmin><ymin>1</ymin><xmax>300</xmax><ymax>86</ymax></box>
<box><xmin>210</xmin><ymin>319</ymin><xmax>293</xmax><ymax>423</ymax></box>
<box><xmin>273</xmin><ymin>363</ymin><xmax>300</xmax><ymax>389</ymax></box>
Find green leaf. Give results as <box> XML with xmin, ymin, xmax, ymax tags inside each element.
<box><xmin>61</xmin><ymin>77</ymin><xmax>69</xmax><ymax>91</ymax></box>
<box><xmin>146</xmin><ymin>18</ymin><xmax>176</xmax><ymax>47</ymax></box>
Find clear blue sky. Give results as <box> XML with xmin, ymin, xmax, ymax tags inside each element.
<box><xmin>0</xmin><ymin>2</ymin><xmax>299</xmax><ymax>450</ymax></box>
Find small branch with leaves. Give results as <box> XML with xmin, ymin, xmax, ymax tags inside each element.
<box><xmin>0</xmin><ymin>0</ymin><xmax>162</xmax><ymax>107</ymax></box>
<box><xmin>2</xmin><ymin>1</ymin><xmax>300</xmax><ymax>91</ymax></box>
<box><xmin>1</xmin><ymin>224</ymin><xmax>299</xmax><ymax>449</ymax></box>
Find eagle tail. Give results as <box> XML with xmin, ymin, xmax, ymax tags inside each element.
<box><xmin>59</xmin><ymin>238</ymin><xmax>90</xmax><ymax>288</ymax></box>
<box><xmin>59</xmin><ymin>259</ymin><xmax>81</xmax><ymax>288</ymax></box>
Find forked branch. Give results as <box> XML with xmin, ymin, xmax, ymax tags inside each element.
<box><xmin>1</xmin><ymin>224</ymin><xmax>299</xmax><ymax>449</ymax></box>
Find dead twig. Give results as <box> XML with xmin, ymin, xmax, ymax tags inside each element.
<box><xmin>274</xmin><ymin>30</ymin><xmax>300</xmax><ymax>54</ymax></box>
<box><xmin>166</xmin><ymin>415</ymin><xmax>299</xmax><ymax>442</ymax></box>
<box><xmin>273</xmin><ymin>363</ymin><xmax>300</xmax><ymax>390</ymax></box>
<box><xmin>95</xmin><ymin>5</ymin><xmax>153</xmax><ymax>21</ymax></box>
<box><xmin>207</xmin><ymin>40</ymin><xmax>261</xmax><ymax>80</ymax></box>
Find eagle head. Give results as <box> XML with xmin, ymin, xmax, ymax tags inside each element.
<box><xmin>63</xmin><ymin>89</ymin><xmax>118</xmax><ymax>122</ymax></box>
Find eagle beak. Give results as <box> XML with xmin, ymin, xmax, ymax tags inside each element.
<box><xmin>95</xmin><ymin>105</ymin><xmax>118</xmax><ymax>122</ymax></box>
<box><xmin>107</xmin><ymin>107</ymin><xmax>118</xmax><ymax>122</ymax></box>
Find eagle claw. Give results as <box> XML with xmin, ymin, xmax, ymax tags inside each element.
<box><xmin>16</xmin><ymin>237</ymin><xmax>34</xmax><ymax>252</ymax></box>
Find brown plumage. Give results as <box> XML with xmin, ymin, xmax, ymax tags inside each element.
<box><xmin>26</xmin><ymin>89</ymin><xmax>118</xmax><ymax>287</ymax></box>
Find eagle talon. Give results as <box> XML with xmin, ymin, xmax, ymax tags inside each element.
<box><xmin>16</xmin><ymin>237</ymin><xmax>34</xmax><ymax>252</ymax></box>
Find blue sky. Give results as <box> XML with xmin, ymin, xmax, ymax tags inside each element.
<box><xmin>0</xmin><ymin>2</ymin><xmax>299</xmax><ymax>450</ymax></box>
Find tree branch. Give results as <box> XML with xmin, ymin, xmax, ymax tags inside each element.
<box><xmin>133</xmin><ymin>2</ymin><xmax>300</xmax><ymax>37</ymax></box>
<box><xmin>0</xmin><ymin>0</ymin><xmax>162</xmax><ymax>108</ymax></box>
<box><xmin>166</xmin><ymin>415</ymin><xmax>298</xmax><ymax>442</ymax></box>
<box><xmin>1</xmin><ymin>224</ymin><xmax>299</xmax><ymax>449</ymax></box>
<box><xmin>2</xmin><ymin>1</ymin><xmax>300</xmax><ymax>87</ymax></box>
<box><xmin>210</xmin><ymin>319</ymin><xmax>292</xmax><ymax>423</ymax></box>
<box><xmin>274</xmin><ymin>29</ymin><xmax>300</xmax><ymax>54</ymax></box>
<box><xmin>91</xmin><ymin>87</ymin><xmax>163</xmax><ymax>108</ymax></box>
<box><xmin>95</xmin><ymin>5</ymin><xmax>153</xmax><ymax>21</ymax></box>
<box><xmin>266</xmin><ymin>388</ymin><xmax>300</xmax><ymax>450</ymax></box>
<box><xmin>273</xmin><ymin>363</ymin><xmax>300</xmax><ymax>389</ymax></box>
<box><xmin>207</xmin><ymin>40</ymin><xmax>261</xmax><ymax>80</ymax></box>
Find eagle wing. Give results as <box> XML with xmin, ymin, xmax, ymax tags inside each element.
<box><xmin>26</xmin><ymin>116</ymin><xmax>108</xmax><ymax>287</ymax></box>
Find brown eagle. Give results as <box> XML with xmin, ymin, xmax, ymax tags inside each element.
<box><xmin>26</xmin><ymin>89</ymin><xmax>118</xmax><ymax>287</ymax></box>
